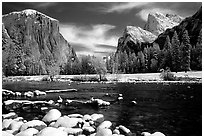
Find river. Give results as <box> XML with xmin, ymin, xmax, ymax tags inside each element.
<box><xmin>2</xmin><ymin>81</ymin><xmax>202</xmax><ymax>136</ymax></box>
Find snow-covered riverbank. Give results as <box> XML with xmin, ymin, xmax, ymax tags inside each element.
<box><xmin>2</xmin><ymin>71</ymin><xmax>202</xmax><ymax>83</ymax></box>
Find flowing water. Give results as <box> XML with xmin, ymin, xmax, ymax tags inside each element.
<box><xmin>2</xmin><ymin>81</ymin><xmax>202</xmax><ymax>136</ymax></box>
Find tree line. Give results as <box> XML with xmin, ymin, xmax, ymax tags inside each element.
<box><xmin>106</xmin><ymin>30</ymin><xmax>202</xmax><ymax>74</ymax></box>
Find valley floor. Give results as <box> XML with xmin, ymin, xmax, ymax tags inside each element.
<box><xmin>3</xmin><ymin>71</ymin><xmax>202</xmax><ymax>83</ymax></box>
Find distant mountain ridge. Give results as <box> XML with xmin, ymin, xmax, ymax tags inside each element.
<box><xmin>2</xmin><ymin>9</ymin><xmax>77</xmax><ymax>76</ymax></box>
<box><xmin>154</xmin><ymin>6</ymin><xmax>202</xmax><ymax>50</ymax></box>
<box><xmin>113</xmin><ymin>7</ymin><xmax>202</xmax><ymax>73</ymax></box>
<box><xmin>117</xmin><ymin>26</ymin><xmax>157</xmax><ymax>53</ymax></box>
<box><xmin>144</xmin><ymin>12</ymin><xmax>183</xmax><ymax>36</ymax></box>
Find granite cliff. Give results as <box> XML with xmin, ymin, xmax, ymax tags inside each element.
<box><xmin>2</xmin><ymin>9</ymin><xmax>77</xmax><ymax>76</ymax></box>
<box><xmin>154</xmin><ymin>6</ymin><xmax>202</xmax><ymax>50</ymax></box>
<box><xmin>113</xmin><ymin>7</ymin><xmax>202</xmax><ymax>73</ymax></box>
<box><xmin>144</xmin><ymin>12</ymin><xmax>183</xmax><ymax>36</ymax></box>
<box><xmin>117</xmin><ymin>26</ymin><xmax>157</xmax><ymax>54</ymax></box>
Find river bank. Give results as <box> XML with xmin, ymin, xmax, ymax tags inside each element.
<box><xmin>2</xmin><ymin>71</ymin><xmax>202</xmax><ymax>83</ymax></box>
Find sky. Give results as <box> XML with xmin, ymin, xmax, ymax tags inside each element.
<box><xmin>2</xmin><ymin>2</ymin><xmax>202</xmax><ymax>57</ymax></box>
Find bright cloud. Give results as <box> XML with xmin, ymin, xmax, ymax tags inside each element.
<box><xmin>136</xmin><ymin>8</ymin><xmax>177</xmax><ymax>21</ymax></box>
<box><xmin>59</xmin><ymin>23</ymin><xmax>118</xmax><ymax>56</ymax></box>
<box><xmin>100</xmin><ymin>2</ymin><xmax>150</xmax><ymax>13</ymax></box>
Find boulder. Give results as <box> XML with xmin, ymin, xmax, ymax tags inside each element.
<box><xmin>15</xmin><ymin>128</ymin><xmax>39</xmax><ymax>136</ymax></box>
<box><xmin>33</xmin><ymin>90</ymin><xmax>46</xmax><ymax>96</ymax></box>
<box><xmin>15</xmin><ymin>92</ymin><xmax>22</xmax><ymax>96</ymax></box>
<box><xmin>97</xmin><ymin>120</ymin><xmax>112</xmax><ymax>130</ymax></box>
<box><xmin>151</xmin><ymin>132</ymin><xmax>165</xmax><ymax>136</ymax></box>
<box><xmin>24</xmin><ymin>91</ymin><xmax>34</xmax><ymax>98</ymax></box>
<box><xmin>91</xmin><ymin>113</ymin><xmax>104</xmax><ymax>126</ymax></box>
<box><xmin>37</xmin><ymin>127</ymin><xmax>67</xmax><ymax>136</ymax></box>
<box><xmin>82</xmin><ymin>121</ymin><xmax>91</xmax><ymax>128</ymax></box>
<box><xmin>82</xmin><ymin>126</ymin><xmax>95</xmax><ymax>135</ymax></box>
<box><xmin>53</xmin><ymin>116</ymin><xmax>83</xmax><ymax>128</ymax></box>
<box><xmin>2</xmin><ymin>119</ymin><xmax>14</xmax><ymax>129</ymax></box>
<box><xmin>2</xmin><ymin>112</ymin><xmax>17</xmax><ymax>119</ymax></box>
<box><xmin>90</xmin><ymin>133</ymin><xmax>96</xmax><ymax>136</ymax></box>
<box><xmin>2</xmin><ymin>131</ymin><xmax>14</xmax><ymax>136</ymax></box>
<box><xmin>83</xmin><ymin>114</ymin><xmax>92</xmax><ymax>121</ymax></box>
<box><xmin>68</xmin><ymin>114</ymin><xmax>83</xmax><ymax>118</ymax></box>
<box><xmin>20</xmin><ymin>120</ymin><xmax>47</xmax><ymax>131</ymax></box>
<box><xmin>88</xmin><ymin>98</ymin><xmax>110</xmax><ymax>106</ymax></box>
<box><xmin>42</xmin><ymin>109</ymin><xmax>61</xmax><ymax>123</ymax></box>
<box><xmin>118</xmin><ymin>125</ymin><xmax>131</xmax><ymax>135</ymax></box>
<box><xmin>141</xmin><ymin>131</ymin><xmax>151</xmax><ymax>136</ymax></box>
<box><xmin>13</xmin><ymin>117</ymin><xmax>24</xmax><ymax>122</ymax></box>
<box><xmin>96</xmin><ymin>128</ymin><xmax>112</xmax><ymax>136</ymax></box>
<box><xmin>89</xmin><ymin>120</ymin><xmax>95</xmax><ymax>126</ymax></box>
<box><xmin>113</xmin><ymin>129</ymin><xmax>120</xmax><ymax>135</ymax></box>
<box><xmin>8</xmin><ymin>121</ymin><xmax>24</xmax><ymax>132</ymax></box>
<box><xmin>48</xmin><ymin>121</ymin><xmax>56</xmax><ymax>127</ymax></box>
<box><xmin>63</xmin><ymin>128</ymin><xmax>83</xmax><ymax>136</ymax></box>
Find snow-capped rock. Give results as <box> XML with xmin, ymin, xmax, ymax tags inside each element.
<box><xmin>2</xmin><ymin>9</ymin><xmax>77</xmax><ymax>76</ymax></box>
<box><xmin>20</xmin><ymin>120</ymin><xmax>47</xmax><ymax>131</ymax></box>
<box><xmin>37</xmin><ymin>127</ymin><xmax>67</xmax><ymax>136</ymax></box>
<box><xmin>16</xmin><ymin>128</ymin><xmax>39</xmax><ymax>136</ymax></box>
<box><xmin>144</xmin><ymin>12</ymin><xmax>183</xmax><ymax>36</ymax></box>
<box><xmin>116</xmin><ymin>26</ymin><xmax>157</xmax><ymax>53</ymax></box>
<box><xmin>124</xmin><ymin>26</ymin><xmax>157</xmax><ymax>44</ymax></box>
<box><xmin>42</xmin><ymin>109</ymin><xmax>61</xmax><ymax>123</ymax></box>
<box><xmin>3</xmin><ymin>9</ymin><xmax>57</xmax><ymax>21</ymax></box>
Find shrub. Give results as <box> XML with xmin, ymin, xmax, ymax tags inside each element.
<box><xmin>160</xmin><ymin>68</ymin><xmax>176</xmax><ymax>81</ymax></box>
<box><xmin>41</xmin><ymin>76</ymin><xmax>51</xmax><ymax>81</ymax></box>
<box><xmin>71</xmin><ymin>75</ymin><xmax>108</xmax><ymax>82</ymax></box>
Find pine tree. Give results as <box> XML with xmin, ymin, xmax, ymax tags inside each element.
<box><xmin>143</xmin><ymin>47</ymin><xmax>149</xmax><ymax>72</ymax></box>
<box><xmin>171</xmin><ymin>31</ymin><xmax>180</xmax><ymax>72</ymax></box>
<box><xmin>123</xmin><ymin>51</ymin><xmax>129</xmax><ymax>73</ymax></box>
<box><xmin>161</xmin><ymin>35</ymin><xmax>172</xmax><ymax>70</ymax></box>
<box><xmin>182</xmin><ymin>30</ymin><xmax>191</xmax><ymax>72</ymax></box>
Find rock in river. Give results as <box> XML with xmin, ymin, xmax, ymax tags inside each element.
<box><xmin>96</xmin><ymin>128</ymin><xmax>112</xmax><ymax>136</ymax></box>
<box><xmin>83</xmin><ymin>114</ymin><xmax>92</xmax><ymax>122</ymax></box>
<box><xmin>151</xmin><ymin>131</ymin><xmax>165</xmax><ymax>136</ymax></box>
<box><xmin>118</xmin><ymin>125</ymin><xmax>131</xmax><ymax>135</ymax></box>
<box><xmin>53</xmin><ymin>116</ymin><xmax>83</xmax><ymax>128</ymax></box>
<box><xmin>2</xmin><ymin>131</ymin><xmax>14</xmax><ymax>136</ymax></box>
<box><xmin>42</xmin><ymin>109</ymin><xmax>61</xmax><ymax>123</ymax></box>
<box><xmin>16</xmin><ymin>128</ymin><xmax>39</xmax><ymax>136</ymax></box>
<box><xmin>37</xmin><ymin>127</ymin><xmax>67</xmax><ymax>136</ymax></box>
<box><xmin>91</xmin><ymin>113</ymin><xmax>104</xmax><ymax>126</ymax></box>
<box><xmin>63</xmin><ymin>127</ymin><xmax>83</xmax><ymax>136</ymax></box>
<box><xmin>2</xmin><ymin>119</ymin><xmax>14</xmax><ymax>129</ymax></box>
<box><xmin>20</xmin><ymin>120</ymin><xmax>47</xmax><ymax>131</ymax></box>
<box><xmin>8</xmin><ymin>120</ymin><xmax>24</xmax><ymax>132</ymax></box>
<box><xmin>97</xmin><ymin>120</ymin><xmax>112</xmax><ymax>130</ymax></box>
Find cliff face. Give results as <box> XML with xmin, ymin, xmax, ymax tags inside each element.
<box><xmin>117</xmin><ymin>26</ymin><xmax>157</xmax><ymax>54</ymax></box>
<box><xmin>144</xmin><ymin>12</ymin><xmax>183</xmax><ymax>36</ymax></box>
<box><xmin>2</xmin><ymin>9</ymin><xmax>77</xmax><ymax>76</ymax></box>
<box><xmin>154</xmin><ymin>7</ymin><xmax>202</xmax><ymax>50</ymax></box>
<box><xmin>114</xmin><ymin>7</ymin><xmax>202</xmax><ymax>73</ymax></box>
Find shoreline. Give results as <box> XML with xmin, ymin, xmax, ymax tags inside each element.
<box><xmin>2</xmin><ymin>71</ymin><xmax>202</xmax><ymax>84</ymax></box>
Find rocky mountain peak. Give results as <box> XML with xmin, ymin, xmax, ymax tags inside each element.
<box><xmin>116</xmin><ymin>26</ymin><xmax>157</xmax><ymax>54</ymax></box>
<box><xmin>144</xmin><ymin>12</ymin><xmax>183</xmax><ymax>36</ymax></box>
<box><xmin>2</xmin><ymin>9</ymin><xmax>77</xmax><ymax>76</ymax></box>
<box><xmin>3</xmin><ymin>9</ymin><xmax>57</xmax><ymax>21</ymax></box>
<box><xmin>124</xmin><ymin>26</ymin><xmax>157</xmax><ymax>43</ymax></box>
